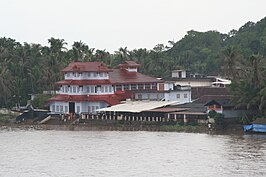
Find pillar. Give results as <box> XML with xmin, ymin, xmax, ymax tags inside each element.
<box><xmin>184</xmin><ymin>114</ymin><xmax>188</xmax><ymax>125</ymax></box>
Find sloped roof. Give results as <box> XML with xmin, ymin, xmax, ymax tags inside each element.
<box><xmin>109</xmin><ymin>69</ymin><xmax>163</xmax><ymax>84</ymax></box>
<box><xmin>167</xmin><ymin>102</ymin><xmax>206</xmax><ymax>113</ymax></box>
<box><xmin>204</xmin><ymin>98</ymin><xmax>234</xmax><ymax>108</ymax></box>
<box><xmin>97</xmin><ymin>101</ymin><xmax>178</xmax><ymax>113</ymax></box>
<box><xmin>47</xmin><ymin>94</ymin><xmax>121</xmax><ymax>106</ymax></box>
<box><xmin>123</xmin><ymin>60</ymin><xmax>140</xmax><ymax>67</ymax></box>
<box><xmin>61</xmin><ymin>62</ymin><xmax>112</xmax><ymax>72</ymax></box>
<box><xmin>192</xmin><ymin>87</ymin><xmax>230</xmax><ymax>99</ymax></box>
<box><xmin>193</xmin><ymin>95</ymin><xmax>232</xmax><ymax>104</ymax></box>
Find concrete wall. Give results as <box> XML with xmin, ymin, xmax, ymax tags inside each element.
<box><xmin>134</xmin><ymin>93</ymin><xmax>164</xmax><ymax>101</ymax></box>
<box><xmin>50</xmin><ymin>101</ymin><xmax>106</xmax><ymax>114</ymax></box>
<box><xmin>164</xmin><ymin>90</ymin><xmax>191</xmax><ymax>103</ymax></box>
<box><xmin>173</xmin><ymin>80</ymin><xmax>212</xmax><ymax>87</ymax></box>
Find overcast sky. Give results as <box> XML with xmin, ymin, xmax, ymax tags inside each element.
<box><xmin>1</xmin><ymin>0</ymin><xmax>265</xmax><ymax>52</ymax></box>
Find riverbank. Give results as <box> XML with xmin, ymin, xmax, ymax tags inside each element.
<box><xmin>0</xmin><ymin>121</ymin><xmax>244</xmax><ymax>135</ymax></box>
<box><xmin>0</xmin><ymin>111</ymin><xmax>244</xmax><ymax>134</ymax></box>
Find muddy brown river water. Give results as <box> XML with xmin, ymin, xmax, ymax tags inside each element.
<box><xmin>0</xmin><ymin>130</ymin><xmax>265</xmax><ymax>177</ymax></box>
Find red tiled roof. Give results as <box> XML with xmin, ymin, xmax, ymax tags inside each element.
<box><xmin>48</xmin><ymin>95</ymin><xmax>89</xmax><ymax>102</ymax></box>
<box><xmin>109</xmin><ymin>69</ymin><xmax>163</xmax><ymax>84</ymax></box>
<box><xmin>61</xmin><ymin>62</ymin><xmax>112</xmax><ymax>72</ymax></box>
<box><xmin>89</xmin><ymin>95</ymin><xmax>121</xmax><ymax>105</ymax></box>
<box><xmin>48</xmin><ymin>94</ymin><xmax>122</xmax><ymax>106</ymax></box>
<box><xmin>124</xmin><ymin>61</ymin><xmax>140</xmax><ymax>66</ymax></box>
<box><xmin>56</xmin><ymin>80</ymin><xmax>111</xmax><ymax>85</ymax></box>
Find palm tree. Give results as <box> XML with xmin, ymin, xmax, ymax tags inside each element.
<box><xmin>0</xmin><ymin>60</ymin><xmax>13</xmax><ymax>105</ymax></box>
<box><xmin>220</xmin><ymin>46</ymin><xmax>242</xmax><ymax>80</ymax></box>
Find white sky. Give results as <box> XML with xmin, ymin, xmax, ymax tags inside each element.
<box><xmin>1</xmin><ymin>0</ymin><xmax>265</xmax><ymax>52</ymax></box>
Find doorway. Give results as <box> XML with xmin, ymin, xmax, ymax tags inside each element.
<box><xmin>69</xmin><ymin>102</ymin><xmax>75</xmax><ymax>113</ymax></box>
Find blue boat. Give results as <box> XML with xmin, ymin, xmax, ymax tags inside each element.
<box><xmin>244</xmin><ymin>118</ymin><xmax>266</xmax><ymax>133</ymax></box>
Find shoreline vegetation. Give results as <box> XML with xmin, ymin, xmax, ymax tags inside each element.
<box><xmin>0</xmin><ymin>17</ymin><xmax>265</xmax><ymax>118</ymax></box>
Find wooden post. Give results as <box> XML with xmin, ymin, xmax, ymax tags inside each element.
<box><xmin>184</xmin><ymin>114</ymin><xmax>188</xmax><ymax>125</ymax></box>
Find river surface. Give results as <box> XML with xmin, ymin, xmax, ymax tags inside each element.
<box><xmin>0</xmin><ymin>130</ymin><xmax>266</xmax><ymax>177</ymax></box>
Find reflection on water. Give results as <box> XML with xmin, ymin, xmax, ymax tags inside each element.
<box><xmin>0</xmin><ymin>130</ymin><xmax>265</xmax><ymax>177</ymax></box>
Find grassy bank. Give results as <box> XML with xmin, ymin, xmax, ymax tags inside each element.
<box><xmin>0</xmin><ymin>114</ymin><xmax>16</xmax><ymax>124</ymax></box>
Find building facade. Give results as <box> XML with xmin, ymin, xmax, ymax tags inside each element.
<box><xmin>48</xmin><ymin>61</ymin><xmax>191</xmax><ymax>114</ymax></box>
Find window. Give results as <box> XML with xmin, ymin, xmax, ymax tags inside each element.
<box><xmin>87</xmin><ymin>86</ymin><xmax>90</xmax><ymax>93</ymax></box>
<box><xmin>138</xmin><ymin>84</ymin><xmax>144</xmax><ymax>90</ymax></box>
<box><xmin>151</xmin><ymin>83</ymin><xmax>157</xmax><ymax>89</ymax></box>
<box><xmin>73</xmin><ymin>87</ymin><xmax>76</xmax><ymax>93</ymax></box>
<box><xmin>131</xmin><ymin>84</ymin><xmax>137</xmax><ymax>90</ymax></box>
<box><xmin>137</xmin><ymin>94</ymin><xmax>142</xmax><ymax>100</ymax></box>
<box><xmin>124</xmin><ymin>84</ymin><xmax>129</xmax><ymax>90</ymax></box>
<box><xmin>60</xmin><ymin>105</ymin><xmax>63</xmax><ymax>112</ymax></box>
<box><xmin>176</xmin><ymin>94</ymin><xmax>180</xmax><ymax>99</ymax></box>
<box><xmin>99</xmin><ymin>72</ymin><xmax>103</xmax><ymax>77</ymax></box>
<box><xmin>76</xmin><ymin>106</ymin><xmax>80</xmax><ymax>113</ymax></box>
<box><xmin>92</xmin><ymin>86</ymin><xmax>96</xmax><ymax>93</ymax></box>
<box><xmin>88</xmin><ymin>72</ymin><xmax>91</xmax><ymax>77</ymax></box>
<box><xmin>147</xmin><ymin>94</ymin><xmax>150</xmax><ymax>100</ymax></box>
<box><xmin>51</xmin><ymin>105</ymin><xmax>55</xmax><ymax>112</ymax></box>
<box><xmin>91</xmin><ymin>106</ymin><xmax>95</xmax><ymax>113</ymax></box>
<box><xmin>56</xmin><ymin>105</ymin><xmax>59</xmax><ymax>112</ymax></box>
<box><xmin>215</xmin><ymin>105</ymin><xmax>221</xmax><ymax>109</ymax></box>
<box><xmin>145</xmin><ymin>84</ymin><xmax>151</xmax><ymax>90</ymax></box>
<box><xmin>66</xmin><ymin>72</ymin><xmax>70</xmax><ymax>77</ymax></box>
<box><xmin>65</xmin><ymin>106</ymin><xmax>68</xmax><ymax>112</ymax></box>
<box><xmin>88</xmin><ymin>106</ymin><xmax>91</xmax><ymax>113</ymax></box>
<box><xmin>109</xmin><ymin>86</ymin><xmax>112</xmax><ymax>92</ymax></box>
<box><xmin>69</xmin><ymin>87</ymin><xmax>72</xmax><ymax>93</ymax></box>
<box><xmin>115</xmin><ymin>85</ymin><xmax>122</xmax><ymax>91</ymax></box>
<box><xmin>93</xmin><ymin>72</ymin><xmax>97</xmax><ymax>77</ymax></box>
<box><xmin>184</xmin><ymin>93</ymin><xmax>188</xmax><ymax>98</ymax></box>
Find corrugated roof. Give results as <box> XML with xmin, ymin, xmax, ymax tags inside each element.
<box><xmin>109</xmin><ymin>69</ymin><xmax>163</xmax><ymax>84</ymax></box>
<box><xmin>97</xmin><ymin>101</ymin><xmax>178</xmax><ymax>113</ymax></box>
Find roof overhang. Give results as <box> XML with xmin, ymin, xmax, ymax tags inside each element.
<box><xmin>97</xmin><ymin>101</ymin><xmax>178</xmax><ymax>113</ymax></box>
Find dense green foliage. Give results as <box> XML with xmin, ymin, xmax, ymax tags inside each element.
<box><xmin>0</xmin><ymin>17</ymin><xmax>266</xmax><ymax>115</ymax></box>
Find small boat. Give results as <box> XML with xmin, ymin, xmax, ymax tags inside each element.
<box><xmin>243</xmin><ymin>118</ymin><xmax>266</xmax><ymax>133</ymax></box>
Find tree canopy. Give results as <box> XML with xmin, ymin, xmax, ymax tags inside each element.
<box><xmin>0</xmin><ymin>16</ymin><xmax>265</xmax><ymax>116</ymax></box>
